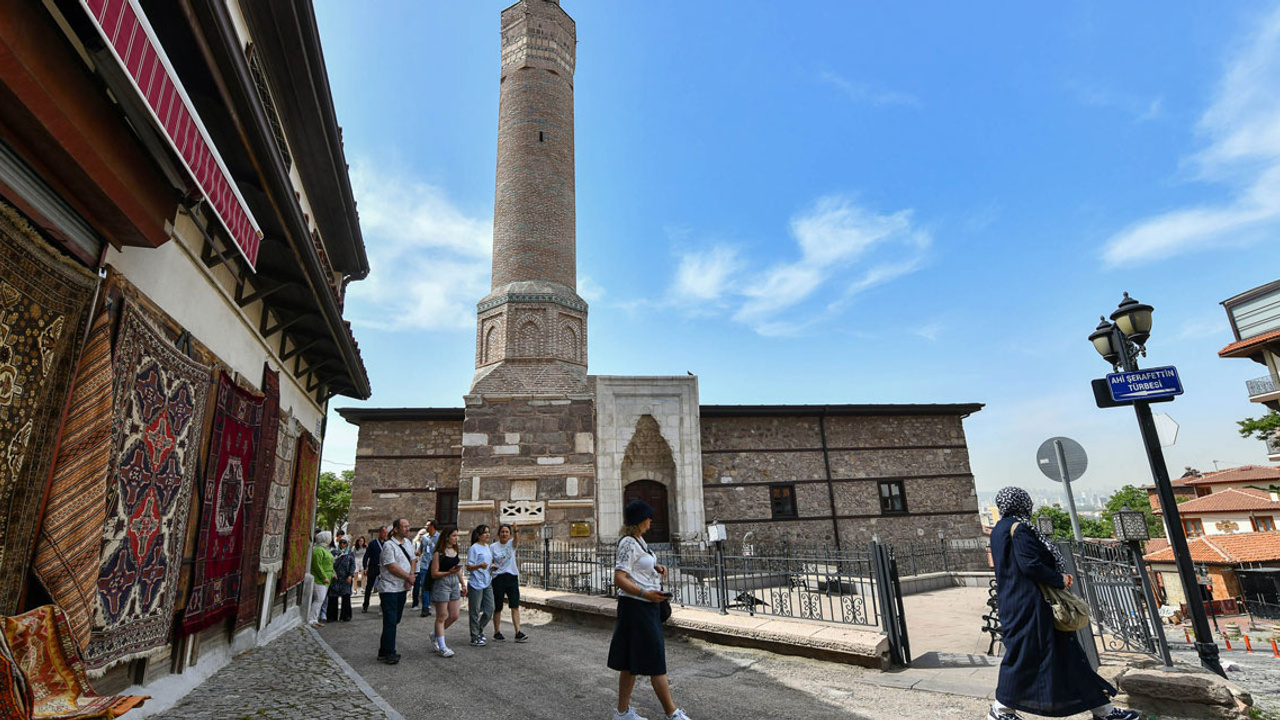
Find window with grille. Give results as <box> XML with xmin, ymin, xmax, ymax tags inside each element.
<box><xmin>770</xmin><ymin>484</ymin><xmax>797</xmax><ymax>519</ymax></box>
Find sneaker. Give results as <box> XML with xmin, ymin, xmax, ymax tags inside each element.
<box><xmin>988</xmin><ymin>708</ymin><xmax>1023</xmax><ymax>720</ymax></box>
<box><xmin>667</xmin><ymin>711</ymin><xmax>692</xmax><ymax>720</ymax></box>
<box><xmin>439</xmin><ymin>646</ymin><xmax>455</xmax><ymax>658</ymax></box>
<box><xmin>421</xmin><ymin>608</ymin><xmax>431</xmax><ymax>617</ymax></box>
<box><xmin>514</xmin><ymin>631</ymin><xmax>529</xmax><ymax>643</ymax></box>
<box><xmin>613</xmin><ymin>708</ymin><xmax>648</xmax><ymax>720</ymax></box>
<box><xmin>1098</xmin><ymin>711</ymin><xmax>1140</xmax><ymax>720</ymax></box>
<box><xmin>470</xmin><ymin>637</ymin><xmax>486</xmax><ymax>647</ymax></box>
<box><xmin>378</xmin><ymin>653</ymin><xmax>400</xmax><ymax>665</ymax></box>
<box><xmin>493</xmin><ymin>632</ymin><xmax>506</xmax><ymax>641</ymax></box>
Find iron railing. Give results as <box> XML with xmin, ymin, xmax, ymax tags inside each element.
<box><xmin>1247</xmin><ymin>374</ymin><xmax>1279</xmax><ymax>398</ymax></box>
<box><xmin>1073</xmin><ymin>541</ymin><xmax>1163</xmax><ymax>658</ymax></box>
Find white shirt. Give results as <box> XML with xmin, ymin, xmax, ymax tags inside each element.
<box><xmin>615</xmin><ymin>536</ymin><xmax>661</xmax><ymax>602</ymax></box>
<box><xmin>378</xmin><ymin>537</ymin><xmax>415</xmax><ymax>593</ymax></box>
<box><xmin>467</xmin><ymin>543</ymin><xmax>493</xmax><ymax>590</ymax></box>
<box><xmin>491</xmin><ymin>539</ymin><xmax>518</xmax><ymax>576</ymax></box>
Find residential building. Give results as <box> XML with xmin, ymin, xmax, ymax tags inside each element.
<box><xmin>1219</xmin><ymin>280</ymin><xmax>1280</xmax><ymax>461</ymax></box>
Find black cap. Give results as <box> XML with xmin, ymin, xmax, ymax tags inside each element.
<box><xmin>624</xmin><ymin>500</ymin><xmax>654</xmax><ymax>526</ymax></box>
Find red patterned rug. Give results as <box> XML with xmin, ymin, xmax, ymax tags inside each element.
<box><xmin>279</xmin><ymin>429</ymin><xmax>319</xmax><ymax>593</ymax></box>
<box><xmin>0</xmin><ymin>201</ymin><xmax>96</xmax><ymax>615</ymax></box>
<box><xmin>32</xmin><ymin>300</ymin><xmax>114</xmax><ymax>654</ymax></box>
<box><xmin>259</xmin><ymin>413</ymin><xmax>298</xmax><ymax>574</ymax></box>
<box><xmin>4</xmin><ymin>605</ymin><xmax>146</xmax><ymax>719</ymax></box>
<box><xmin>234</xmin><ymin>364</ymin><xmax>278</xmax><ymax>631</ymax></box>
<box><xmin>84</xmin><ymin>300</ymin><xmax>211</xmax><ymax>674</ymax></box>
<box><xmin>182</xmin><ymin>371</ymin><xmax>264</xmax><ymax>635</ymax></box>
<box><xmin>0</xmin><ymin>629</ymin><xmax>31</xmax><ymax>720</ymax></box>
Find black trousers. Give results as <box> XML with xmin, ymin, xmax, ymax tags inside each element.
<box><xmin>327</xmin><ymin>593</ymin><xmax>353</xmax><ymax>622</ymax></box>
<box><xmin>363</xmin><ymin>570</ymin><xmax>380</xmax><ymax>609</ymax></box>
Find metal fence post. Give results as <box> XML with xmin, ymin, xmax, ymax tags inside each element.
<box><xmin>1057</xmin><ymin>540</ymin><xmax>1100</xmax><ymax>670</ymax></box>
<box><xmin>1129</xmin><ymin>542</ymin><xmax>1174</xmax><ymax>669</ymax></box>
<box><xmin>543</xmin><ymin>537</ymin><xmax>550</xmax><ymax>591</ymax></box>
<box><xmin>941</xmin><ymin>539</ymin><xmax>949</xmax><ymax>573</ymax></box>
<box><xmin>714</xmin><ymin>540</ymin><xmax>728</xmax><ymax>615</ymax></box>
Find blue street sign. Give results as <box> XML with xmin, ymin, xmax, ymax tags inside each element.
<box><xmin>1107</xmin><ymin>365</ymin><xmax>1184</xmax><ymax>402</ymax></box>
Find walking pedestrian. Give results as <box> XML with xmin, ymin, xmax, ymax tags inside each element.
<box><xmin>429</xmin><ymin>526</ymin><xmax>466</xmax><ymax>658</ymax></box>
<box><xmin>491</xmin><ymin>523</ymin><xmax>527</xmax><ymax>642</ymax></box>
<box><xmin>988</xmin><ymin>486</ymin><xmax>1140</xmax><ymax>720</ymax></box>
<box><xmin>327</xmin><ymin>536</ymin><xmax>356</xmax><ymax>622</ymax></box>
<box><xmin>466</xmin><ymin>524</ymin><xmax>495</xmax><ymax>647</ymax></box>
<box><xmin>353</xmin><ymin>535</ymin><xmax>368</xmax><ymax>593</ymax></box>
<box><xmin>309</xmin><ymin>531</ymin><xmax>334</xmax><ymax>628</ymax></box>
<box><xmin>609</xmin><ymin>500</ymin><xmax>691</xmax><ymax>720</ymax></box>
<box><xmin>415</xmin><ymin>520</ymin><xmax>440</xmax><ymax>617</ymax></box>
<box><xmin>363</xmin><ymin>526</ymin><xmax>387</xmax><ymax>613</ymax></box>
<box><xmin>377</xmin><ymin>518</ymin><xmax>416</xmax><ymax>665</ymax></box>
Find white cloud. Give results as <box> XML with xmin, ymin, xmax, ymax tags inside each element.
<box><xmin>1102</xmin><ymin>7</ymin><xmax>1280</xmax><ymax>266</ymax></box>
<box><xmin>669</xmin><ymin>195</ymin><xmax>931</xmax><ymax>335</ymax></box>
<box><xmin>577</xmin><ymin>274</ymin><xmax>606</xmax><ymax>303</ymax></box>
<box><xmin>819</xmin><ymin>71</ymin><xmax>920</xmax><ymax>108</ymax></box>
<box><xmin>1067</xmin><ymin>80</ymin><xmax>1164</xmax><ymax>123</ymax></box>
<box><xmin>344</xmin><ymin>159</ymin><xmax>491</xmax><ymax>330</ymax></box>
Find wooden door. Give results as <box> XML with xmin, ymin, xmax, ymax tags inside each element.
<box><xmin>624</xmin><ymin>479</ymin><xmax>669</xmax><ymax>543</ymax></box>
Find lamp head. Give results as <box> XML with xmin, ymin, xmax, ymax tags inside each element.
<box><xmin>1089</xmin><ymin>316</ymin><xmax>1120</xmax><ymax>366</ymax></box>
<box><xmin>1110</xmin><ymin>292</ymin><xmax>1154</xmax><ymax>347</ymax></box>
<box><xmin>1112</xmin><ymin>504</ymin><xmax>1150</xmax><ymax>542</ymax></box>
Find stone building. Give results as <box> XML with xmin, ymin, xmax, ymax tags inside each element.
<box><xmin>342</xmin><ymin>0</ymin><xmax>985</xmax><ymax>548</ymax></box>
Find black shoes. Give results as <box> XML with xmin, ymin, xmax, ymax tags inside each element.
<box><xmin>377</xmin><ymin>653</ymin><xmax>400</xmax><ymax>665</ymax></box>
<box><xmin>514</xmin><ymin>631</ymin><xmax>529</xmax><ymax>642</ymax></box>
<box><xmin>493</xmin><ymin>632</ymin><xmax>505</xmax><ymax>641</ymax></box>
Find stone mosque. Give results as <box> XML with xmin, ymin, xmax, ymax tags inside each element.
<box><xmin>341</xmin><ymin>0</ymin><xmax>985</xmax><ymax>548</ymax></box>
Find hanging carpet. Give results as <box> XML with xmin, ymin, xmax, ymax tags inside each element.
<box><xmin>233</xmin><ymin>365</ymin><xmax>277</xmax><ymax>631</ymax></box>
<box><xmin>0</xmin><ymin>629</ymin><xmax>32</xmax><ymax>720</ymax></box>
<box><xmin>4</xmin><ymin>605</ymin><xmax>146</xmax><ymax>719</ymax></box>
<box><xmin>279</xmin><ymin>429</ymin><xmax>319</xmax><ymax>593</ymax></box>
<box><xmin>181</xmin><ymin>371</ymin><xmax>264</xmax><ymax>635</ymax></box>
<box><xmin>259</xmin><ymin>413</ymin><xmax>297</xmax><ymax>574</ymax></box>
<box><xmin>32</xmin><ymin>300</ymin><xmax>114</xmax><ymax>654</ymax></box>
<box><xmin>0</xmin><ymin>201</ymin><xmax>96</xmax><ymax>616</ymax></box>
<box><xmin>84</xmin><ymin>302</ymin><xmax>210</xmax><ymax>674</ymax></box>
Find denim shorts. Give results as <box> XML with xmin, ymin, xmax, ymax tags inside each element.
<box><xmin>430</xmin><ymin>574</ymin><xmax>461</xmax><ymax>603</ymax></box>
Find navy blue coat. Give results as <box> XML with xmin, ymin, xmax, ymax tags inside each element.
<box><xmin>992</xmin><ymin>517</ymin><xmax>1115</xmax><ymax>716</ymax></box>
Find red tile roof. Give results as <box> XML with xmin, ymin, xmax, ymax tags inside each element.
<box><xmin>1144</xmin><ymin>532</ymin><xmax>1280</xmax><ymax>564</ymax></box>
<box><xmin>1183</xmin><ymin>465</ymin><xmax>1280</xmax><ymax>486</ymax></box>
<box><xmin>1165</xmin><ymin>487</ymin><xmax>1280</xmax><ymax>515</ymax></box>
<box><xmin>1220</xmin><ymin>328</ymin><xmax>1280</xmax><ymax>358</ymax></box>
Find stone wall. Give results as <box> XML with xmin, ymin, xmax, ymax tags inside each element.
<box><xmin>700</xmin><ymin>413</ymin><xmax>982</xmax><ymax>547</ymax></box>
<box><xmin>347</xmin><ymin>418</ymin><xmax>463</xmax><ymax>536</ymax></box>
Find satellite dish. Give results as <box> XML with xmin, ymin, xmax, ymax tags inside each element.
<box><xmin>1154</xmin><ymin>413</ymin><xmax>1179</xmax><ymax>448</ymax></box>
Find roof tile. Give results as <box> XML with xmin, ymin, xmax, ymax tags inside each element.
<box><xmin>1143</xmin><ymin>532</ymin><xmax>1280</xmax><ymax>564</ymax></box>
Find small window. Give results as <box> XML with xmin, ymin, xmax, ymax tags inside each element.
<box><xmin>1183</xmin><ymin>518</ymin><xmax>1204</xmax><ymax>537</ymax></box>
<box><xmin>538</xmin><ymin>131</ymin><xmax>545</xmax><ymax>142</ymax></box>
<box><xmin>770</xmin><ymin>484</ymin><xmax>797</xmax><ymax>519</ymax></box>
<box><xmin>437</xmin><ymin>489</ymin><xmax>459</xmax><ymax>527</ymax></box>
<box><xmin>1195</xmin><ymin>486</ymin><xmax>1213</xmax><ymax>497</ymax></box>
<box><xmin>1255</xmin><ymin>516</ymin><xmax>1276</xmax><ymax>532</ymax></box>
<box><xmin>879</xmin><ymin>480</ymin><xmax>907</xmax><ymax>515</ymax></box>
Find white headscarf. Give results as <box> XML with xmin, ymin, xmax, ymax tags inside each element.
<box><xmin>314</xmin><ymin>530</ymin><xmax>332</xmax><ymax>547</ymax></box>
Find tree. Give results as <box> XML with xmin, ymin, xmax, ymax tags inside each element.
<box><xmin>1030</xmin><ymin>504</ymin><xmax>1112</xmax><ymax>539</ymax></box>
<box><xmin>1102</xmin><ymin>484</ymin><xmax>1165</xmax><ymax>538</ymax></box>
<box><xmin>315</xmin><ymin>469</ymin><xmax>352</xmax><ymax>534</ymax></box>
<box><xmin>1238</xmin><ymin>411</ymin><xmax>1280</xmax><ymax>441</ymax></box>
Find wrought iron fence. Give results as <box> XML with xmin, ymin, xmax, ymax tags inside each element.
<box><xmin>1073</xmin><ymin>541</ymin><xmax>1163</xmax><ymax>657</ymax></box>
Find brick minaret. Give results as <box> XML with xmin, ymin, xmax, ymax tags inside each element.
<box><xmin>460</xmin><ymin>0</ymin><xmax>596</xmax><ymax>541</ymax></box>
<box><xmin>472</xmin><ymin>0</ymin><xmax>587</xmax><ymax>394</ymax></box>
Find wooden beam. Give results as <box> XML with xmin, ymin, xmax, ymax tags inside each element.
<box><xmin>281</xmin><ymin>337</ymin><xmax>322</xmax><ymax>362</ymax></box>
<box><xmin>237</xmin><ymin>280</ymin><xmax>292</xmax><ymax>308</ymax></box>
<box><xmin>262</xmin><ymin>311</ymin><xmax>306</xmax><ymax>340</ymax></box>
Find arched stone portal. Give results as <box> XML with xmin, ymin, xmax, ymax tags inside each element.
<box><xmin>621</xmin><ymin>415</ymin><xmax>677</xmax><ymax>543</ymax></box>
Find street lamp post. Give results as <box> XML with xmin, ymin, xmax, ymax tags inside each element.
<box><xmin>1113</xmin><ymin>505</ymin><xmax>1173</xmax><ymax>668</ymax></box>
<box><xmin>1088</xmin><ymin>293</ymin><xmax>1224</xmax><ymax>677</ymax></box>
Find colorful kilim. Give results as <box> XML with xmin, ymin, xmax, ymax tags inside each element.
<box><xmin>84</xmin><ymin>302</ymin><xmax>210</xmax><ymax>673</ymax></box>
<box><xmin>279</xmin><ymin>430</ymin><xmax>319</xmax><ymax>593</ymax></box>
<box><xmin>32</xmin><ymin>301</ymin><xmax>114</xmax><ymax>654</ymax></box>
<box><xmin>182</xmin><ymin>371</ymin><xmax>264</xmax><ymax>635</ymax></box>
<box><xmin>0</xmin><ymin>201</ymin><xmax>96</xmax><ymax>615</ymax></box>
<box><xmin>233</xmin><ymin>365</ymin><xmax>278</xmax><ymax>630</ymax></box>
<box><xmin>0</xmin><ymin>629</ymin><xmax>32</xmax><ymax>720</ymax></box>
<box><xmin>259</xmin><ymin>414</ymin><xmax>298</xmax><ymax>574</ymax></box>
<box><xmin>4</xmin><ymin>605</ymin><xmax>146</xmax><ymax>719</ymax></box>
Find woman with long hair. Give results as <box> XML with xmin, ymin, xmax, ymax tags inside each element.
<box><xmin>353</xmin><ymin>535</ymin><xmax>368</xmax><ymax>593</ymax></box>
<box><xmin>989</xmin><ymin>487</ymin><xmax>1139</xmax><ymax>720</ymax></box>
<box><xmin>490</xmin><ymin>523</ymin><xmax>526</xmax><ymax>642</ymax></box>
<box><xmin>429</xmin><ymin>526</ymin><xmax>466</xmax><ymax>658</ymax></box>
<box><xmin>608</xmin><ymin>501</ymin><xmax>691</xmax><ymax>720</ymax></box>
<box><xmin>465</xmin><ymin>524</ymin><xmax>494</xmax><ymax>647</ymax></box>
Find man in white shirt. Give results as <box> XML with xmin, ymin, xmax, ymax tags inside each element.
<box><xmin>377</xmin><ymin>518</ymin><xmax>415</xmax><ymax>665</ymax></box>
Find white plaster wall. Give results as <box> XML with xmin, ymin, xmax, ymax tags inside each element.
<box><xmin>594</xmin><ymin>376</ymin><xmax>703</xmax><ymax>542</ymax></box>
<box><xmin>1194</xmin><ymin>512</ymin><xmax>1272</xmax><ymax>535</ymax></box>
<box><xmin>106</xmin><ymin>212</ymin><xmax>325</xmax><ymax>437</ymax></box>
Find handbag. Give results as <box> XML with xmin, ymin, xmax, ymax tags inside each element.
<box><xmin>1010</xmin><ymin>522</ymin><xmax>1091</xmax><ymax>632</ymax></box>
<box><xmin>659</xmin><ymin>595</ymin><xmax>672</xmax><ymax>623</ymax></box>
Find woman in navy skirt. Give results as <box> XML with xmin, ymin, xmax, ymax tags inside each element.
<box><xmin>989</xmin><ymin>486</ymin><xmax>1140</xmax><ymax>720</ymax></box>
<box><xmin>608</xmin><ymin>500</ymin><xmax>691</xmax><ymax>720</ymax></box>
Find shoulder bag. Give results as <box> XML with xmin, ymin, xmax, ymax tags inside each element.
<box><xmin>1010</xmin><ymin>522</ymin><xmax>1090</xmax><ymax>632</ymax></box>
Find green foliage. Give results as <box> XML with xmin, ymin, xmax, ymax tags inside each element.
<box><xmin>1238</xmin><ymin>411</ymin><xmax>1280</xmax><ymax>440</ymax></box>
<box><xmin>315</xmin><ymin>470</ymin><xmax>352</xmax><ymax>533</ymax></box>
<box><xmin>1102</xmin><ymin>484</ymin><xmax>1165</xmax><ymax>538</ymax></box>
<box><xmin>1030</xmin><ymin>505</ymin><xmax>1113</xmax><ymax>539</ymax></box>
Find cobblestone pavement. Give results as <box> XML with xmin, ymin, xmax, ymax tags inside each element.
<box><xmin>152</xmin><ymin>626</ymin><xmax>389</xmax><ymax>720</ymax></box>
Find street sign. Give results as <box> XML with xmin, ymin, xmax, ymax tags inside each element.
<box><xmin>1107</xmin><ymin>366</ymin><xmax>1184</xmax><ymax>403</ymax></box>
<box><xmin>1037</xmin><ymin>437</ymin><xmax>1088</xmax><ymax>483</ymax></box>
<box><xmin>1091</xmin><ymin>378</ymin><xmax>1174</xmax><ymax>409</ymax></box>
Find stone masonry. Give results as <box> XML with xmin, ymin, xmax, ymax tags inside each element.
<box><xmin>346</xmin><ymin>414</ymin><xmax>462</xmax><ymax>536</ymax></box>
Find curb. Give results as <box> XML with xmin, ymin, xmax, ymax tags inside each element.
<box><xmin>307</xmin><ymin>625</ymin><xmax>405</xmax><ymax>720</ymax></box>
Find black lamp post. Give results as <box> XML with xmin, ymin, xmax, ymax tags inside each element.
<box><xmin>1035</xmin><ymin>514</ymin><xmax>1057</xmax><ymax>538</ymax></box>
<box><xmin>1113</xmin><ymin>505</ymin><xmax>1173</xmax><ymax>668</ymax></box>
<box><xmin>1089</xmin><ymin>293</ymin><xmax>1223</xmax><ymax>676</ymax></box>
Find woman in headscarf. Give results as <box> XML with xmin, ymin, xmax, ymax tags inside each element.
<box><xmin>309</xmin><ymin>531</ymin><xmax>335</xmax><ymax>628</ymax></box>
<box><xmin>327</xmin><ymin>536</ymin><xmax>356</xmax><ymax>622</ymax></box>
<box><xmin>989</xmin><ymin>487</ymin><xmax>1139</xmax><ymax>720</ymax></box>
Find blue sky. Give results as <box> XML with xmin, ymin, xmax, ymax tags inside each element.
<box><xmin>315</xmin><ymin>1</ymin><xmax>1280</xmax><ymax>497</ymax></box>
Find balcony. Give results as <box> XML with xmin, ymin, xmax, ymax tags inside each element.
<box><xmin>1268</xmin><ymin>433</ymin><xmax>1280</xmax><ymax>462</ymax></box>
<box><xmin>1247</xmin><ymin>375</ymin><xmax>1280</xmax><ymax>406</ymax></box>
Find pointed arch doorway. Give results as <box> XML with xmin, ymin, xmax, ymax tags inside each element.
<box><xmin>624</xmin><ymin>479</ymin><xmax>670</xmax><ymax>543</ymax></box>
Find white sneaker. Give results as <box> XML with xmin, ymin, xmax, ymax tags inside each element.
<box><xmin>438</xmin><ymin>646</ymin><xmax>454</xmax><ymax>658</ymax></box>
<box><xmin>667</xmin><ymin>711</ymin><xmax>692</xmax><ymax>720</ymax></box>
<box><xmin>613</xmin><ymin>708</ymin><xmax>648</xmax><ymax>720</ymax></box>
